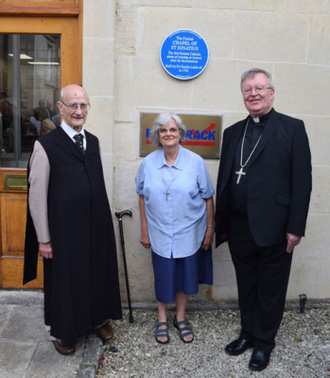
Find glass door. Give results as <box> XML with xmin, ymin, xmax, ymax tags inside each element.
<box><xmin>0</xmin><ymin>11</ymin><xmax>81</xmax><ymax>289</ymax></box>
<box><xmin>0</xmin><ymin>34</ymin><xmax>61</xmax><ymax>168</ymax></box>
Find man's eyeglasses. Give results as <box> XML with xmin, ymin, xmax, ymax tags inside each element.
<box><xmin>60</xmin><ymin>101</ymin><xmax>91</xmax><ymax>112</ymax></box>
<box><xmin>241</xmin><ymin>86</ymin><xmax>272</xmax><ymax>96</ymax></box>
<box><xmin>159</xmin><ymin>127</ymin><xmax>179</xmax><ymax>134</ymax></box>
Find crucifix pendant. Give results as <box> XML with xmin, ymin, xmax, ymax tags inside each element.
<box><xmin>235</xmin><ymin>167</ymin><xmax>246</xmax><ymax>184</ymax></box>
<box><xmin>164</xmin><ymin>190</ymin><xmax>170</xmax><ymax>201</ymax></box>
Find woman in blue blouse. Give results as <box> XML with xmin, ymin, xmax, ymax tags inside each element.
<box><xmin>136</xmin><ymin>113</ymin><xmax>215</xmax><ymax>344</ymax></box>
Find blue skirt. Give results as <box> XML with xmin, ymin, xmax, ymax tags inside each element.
<box><xmin>151</xmin><ymin>247</ymin><xmax>213</xmax><ymax>304</ymax></box>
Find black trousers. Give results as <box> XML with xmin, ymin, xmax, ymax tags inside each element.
<box><xmin>228</xmin><ymin>212</ymin><xmax>293</xmax><ymax>353</ymax></box>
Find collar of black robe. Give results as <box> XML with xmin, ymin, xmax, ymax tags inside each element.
<box><xmin>250</xmin><ymin>107</ymin><xmax>274</xmax><ymax>125</ymax></box>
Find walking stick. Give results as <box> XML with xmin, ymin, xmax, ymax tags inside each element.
<box><xmin>115</xmin><ymin>210</ymin><xmax>134</xmax><ymax>323</ymax></box>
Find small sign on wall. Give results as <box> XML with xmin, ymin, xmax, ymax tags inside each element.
<box><xmin>140</xmin><ymin>112</ymin><xmax>222</xmax><ymax>159</ymax></box>
<box><xmin>160</xmin><ymin>29</ymin><xmax>209</xmax><ymax>81</ymax></box>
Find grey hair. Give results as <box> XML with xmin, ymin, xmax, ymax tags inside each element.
<box><xmin>149</xmin><ymin>112</ymin><xmax>186</xmax><ymax>147</ymax></box>
<box><xmin>241</xmin><ymin>68</ymin><xmax>275</xmax><ymax>90</ymax></box>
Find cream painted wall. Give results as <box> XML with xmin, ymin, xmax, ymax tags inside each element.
<box><xmin>83</xmin><ymin>0</ymin><xmax>330</xmax><ymax>303</ymax></box>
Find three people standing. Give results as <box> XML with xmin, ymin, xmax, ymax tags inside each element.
<box><xmin>24</xmin><ymin>68</ymin><xmax>312</xmax><ymax>372</ymax></box>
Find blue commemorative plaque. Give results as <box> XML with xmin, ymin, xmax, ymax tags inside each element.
<box><xmin>160</xmin><ymin>29</ymin><xmax>209</xmax><ymax>80</ymax></box>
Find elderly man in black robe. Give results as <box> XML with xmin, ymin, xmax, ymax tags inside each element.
<box><xmin>23</xmin><ymin>84</ymin><xmax>122</xmax><ymax>355</ymax></box>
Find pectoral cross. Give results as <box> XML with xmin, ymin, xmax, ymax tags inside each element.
<box><xmin>235</xmin><ymin>167</ymin><xmax>246</xmax><ymax>184</ymax></box>
<box><xmin>164</xmin><ymin>190</ymin><xmax>170</xmax><ymax>201</ymax></box>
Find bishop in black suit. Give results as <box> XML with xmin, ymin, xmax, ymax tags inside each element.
<box><xmin>215</xmin><ymin>68</ymin><xmax>312</xmax><ymax>371</ymax></box>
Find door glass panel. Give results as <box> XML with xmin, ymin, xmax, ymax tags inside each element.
<box><xmin>0</xmin><ymin>34</ymin><xmax>60</xmax><ymax>168</ymax></box>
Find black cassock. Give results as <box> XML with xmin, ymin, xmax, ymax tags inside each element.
<box><xmin>24</xmin><ymin>126</ymin><xmax>122</xmax><ymax>345</ymax></box>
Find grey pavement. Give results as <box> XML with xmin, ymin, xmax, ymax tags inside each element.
<box><xmin>0</xmin><ymin>290</ymin><xmax>102</xmax><ymax>378</ymax></box>
<box><xmin>1</xmin><ymin>291</ymin><xmax>329</xmax><ymax>378</ymax></box>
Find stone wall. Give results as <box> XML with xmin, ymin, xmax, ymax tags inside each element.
<box><xmin>83</xmin><ymin>0</ymin><xmax>330</xmax><ymax>303</ymax></box>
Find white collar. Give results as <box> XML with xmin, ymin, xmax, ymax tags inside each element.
<box><xmin>61</xmin><ymin>120</ymin><xmax>86</xmax><ymax>139</ymax></box>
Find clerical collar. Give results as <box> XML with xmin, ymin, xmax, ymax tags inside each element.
<box><xmin>251</xmin><ymin>108</ymin><xmax>273</xmax><ymax>124</ymax></box>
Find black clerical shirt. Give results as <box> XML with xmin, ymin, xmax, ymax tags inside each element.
<box><xmin>229</xmin><ymin>109</ymin><xmax>273</xmax><ymax>214</ymax></box>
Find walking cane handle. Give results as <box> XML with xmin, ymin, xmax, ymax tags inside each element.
<box><xmin>115</xmin><ymin>210</ymin><xmax>132</xmax><ymax>219</ymax></box>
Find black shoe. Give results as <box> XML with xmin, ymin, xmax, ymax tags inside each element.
<box><xmin>249</xmin><ymin>350</ymin><xmax>270</xmax><ymax>371</ymax></box>
<box><xmin>225</xmin><ymin>338</ymin><xmax>253</xmax><ymax>356</ymax></box>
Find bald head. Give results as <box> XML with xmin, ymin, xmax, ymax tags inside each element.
<box><xmin>57</xmin><ymin>85</ymin><xmax>90</xmax><ymax>132</ymax></box>
<box><xmin>60</xmin><ymin>85</ymin><xmax>89</xmax><ymax>103</ymax></box>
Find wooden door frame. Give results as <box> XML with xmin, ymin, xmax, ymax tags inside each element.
<box><xmin>0</xmin><ymin>1</ymin><xmax>81</xmax><ymax>17</ymax></box>
<box><xmin>0</xmin><ymin>0</ymin><xmax>83</xmax><ymax>288</ymax></box>
<box><xmin>0</xmin><ymin>1</ymin><xmax>83</xmax><ymax>88</ymax></box>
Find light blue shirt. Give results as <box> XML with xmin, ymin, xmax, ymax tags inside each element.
<box><xmin>135</xmin><ymin>145</ymin><xmax>214</xmax><ymax>259</ymax></box>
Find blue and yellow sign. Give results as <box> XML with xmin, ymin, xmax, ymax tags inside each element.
<box><xmin>160</xmin><ymin>29</ymin><xmax>209</xmax><ymax>80</ymax></box>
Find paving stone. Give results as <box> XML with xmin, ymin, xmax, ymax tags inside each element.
<box><xmin>0</xmin><ymin>341</ymin><xmax>36</xmax><ymax>378</ymax></box>
<box><xmin>25</xmin><ymin>341</ymin><xmax>84</xmax><ymax>378</ymax></box>
<box><xmin>1</xmin><ymin>306</ymin><xmax>47</xmax><ymax>342</ymax></box>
